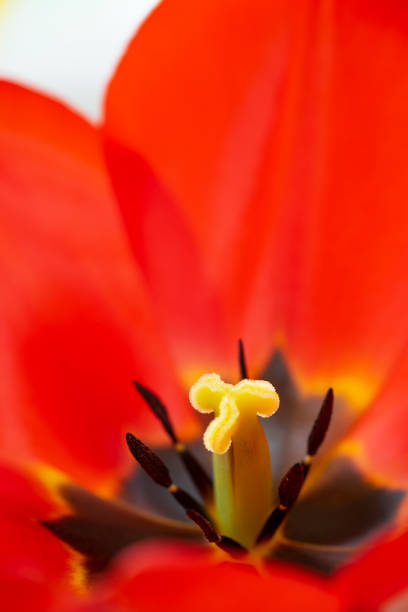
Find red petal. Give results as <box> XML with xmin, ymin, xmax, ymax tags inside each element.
<box><xmin>103</xmin><ymin>140</ymin><xmax>231</xmax><ymax>377</ymax></box>
<box><xmin>0</xmin><ymin>81</ymin><xmax>198</xmax><ymax>486</ymax></box>
<box><xmin>333</xmin><ymin>529</ymin><xmax>408</xmax><ymax>612</ymax></box>
<box><xmin>281</xmin><ymin>2</ymin><xmax>408</xmax><ymax>406</ymax></box>
<box><xmin>104</xmin><ymin>0</ymin><xmax>299</xmax><ymax>372</ymax></box>
<box><xmin>0</xmin><ymin>463</ymin><xmax>76</xmax><ymax>611</ymax></box>
<box><xmin>105</xmin><ymin>1</ymin><xmax>408</xmax><ymax>403</ymax></box>
<box><xmin>83</xmin><ymin>541</ymin><xmax>340</xmax><ymax>612</ymax></box>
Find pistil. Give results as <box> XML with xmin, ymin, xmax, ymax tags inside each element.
<box><xmin>189</xmin><ymin>374</ymin><xmax>279</xmax><ymax>548</ymax></box>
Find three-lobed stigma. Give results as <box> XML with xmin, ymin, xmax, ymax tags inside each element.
<box><xmin>189</xmin><ymin>373</ymin><xmax>280</xmax><ymax>454</ymax></box>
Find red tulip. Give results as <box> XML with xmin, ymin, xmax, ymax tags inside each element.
<box><xmin>1</xmin><ymin>1</ymin><xmax>408</xmax><ymax>610</ymax></box>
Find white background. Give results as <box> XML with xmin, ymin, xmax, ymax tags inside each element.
<box><xmin>0</xmin><ymin>0</ymin><xmax>159</xmax><ymax>121</ymax></box>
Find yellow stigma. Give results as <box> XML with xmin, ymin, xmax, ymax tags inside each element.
<box><xmin>189</xmin><ymin>373</ymin><xmax>280</xmax><ymax>454</ymax></box>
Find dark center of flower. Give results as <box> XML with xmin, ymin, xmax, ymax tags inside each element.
<box><xmin>126</xmin><ymin>340</ymin><xmax>333</xmax><ymax>557</ymax></box>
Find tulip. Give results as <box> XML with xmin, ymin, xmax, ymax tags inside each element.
<box><xmin>1</xmin><ymin>1</ymin><xmax>408</xmax><ymax>610</ymax></box>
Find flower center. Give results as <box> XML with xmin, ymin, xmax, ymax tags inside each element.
<box><xmin>126</xmin><ymin>341</ymin><xmax>334</xmax><ymax>558</ymax></box>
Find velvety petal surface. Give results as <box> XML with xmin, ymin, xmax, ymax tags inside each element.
<box><xmin>104</xmin><ymin>0</ymin><xmax>408</xmax><ymax>408</ymax></box>
<box><xmin>0</xmin><ymin>81</ymin><xmax>198</xmax><ymax>486</ymax></box>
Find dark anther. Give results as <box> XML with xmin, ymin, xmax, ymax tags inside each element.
<box><xmin>304</xmin><ymin>388</ymin><xmax>334</xmax><ymax>476</ymax></box>
<box><xmin>307</xmin><ymin>388</ymin><xmax>333</xmax><ymax>456</ymax></box>
<box><xmin>256</xmin><ymin>463</ymin><xmax>305</xmax><ymax>544</ymax></box>
<box><xmin>125</xmin><ymin>433</ymin><xmax>171</xmax><ymax>488</ymax></box>
<box><xmin>238</xmin><ymin>338</ymin><xmax>248</xmax><ymax>379</ymax></box>
<box><xmin>126</xmin><ymin>433</ymin><xmax>206</xmax><ymax>516</ymax></box>
<box><xmin>132</xmin><ymin>380</ymin><xmax>213</xmax><ymax>505</ymax></box>
<box><xmin>132</xmin><ymin>380</ymin><xmax>177</xmax><ymax>443</ymax></box>
<box><xmin>278</xmin><ymin>462</ymin><xmax>305</xmax><ymax>509</ymax></box>
<box><xmin>186</xmin><ymin>509</ymin><xmax>219</xmax><ymax>543</ymax></box>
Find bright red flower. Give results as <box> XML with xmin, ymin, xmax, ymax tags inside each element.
<box><xmin>1</xmin><ymin>1</ymin><xmax>408</xmax><ymax>610</ymax></box>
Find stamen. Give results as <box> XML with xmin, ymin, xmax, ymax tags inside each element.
<box><xmin>304</xmin><ymin>388</ymin><xmax>334</xmax><ymax>476</ymax></box>
<box><xmin>238</xmin><ymin>338</ymin><xmax>248</xmax><ymax>379</ymax></box>
<box><xmin>125</xmin><ymin>433</ymin><xmax>206</xmax><ymax>516</ymax></box>
<box><xmin>256</xmin><ymin>463</ymin><xmax>305</xmax><ymax>544</ymax></box>
<box><xmin>257</xmin><ymin>390</ymin><xmax>334</xmax><ymax>544</ymax></box>
<box><xmin>132</xmin><ymin>380</ymin><xmax>213</xmax><ymax>504</ymax></box>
